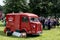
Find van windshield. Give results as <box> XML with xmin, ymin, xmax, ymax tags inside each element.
<box><xmin>30</xmin><ymin>17</ymin><xmax>39</xmax><ymax>22</ymax></box>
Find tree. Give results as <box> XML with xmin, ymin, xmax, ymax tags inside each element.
<box><xmin>0</xmin><ymin>5</ymin><xmax>3</xmax><ymax>11</ymax></box>
<box><xmin>3</xmin><ymin>0</ymin><xmax>59</xmax><ymax>17</ymax></box>
<box><xmin>29</xmin><ymin>0</ymin><xmax>42</xmax><ymax>16</ymax></box>
<box><xmin>3</xmin><ymin>0</ymin><xmax>29</xmax><ymax>14</ymax></box>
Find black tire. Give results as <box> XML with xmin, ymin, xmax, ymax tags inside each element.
<box><xmin>21</xmin><ymin>30</ymin><xmax>27</xmax><ymax>37</ymax></box>
<box><xmin>6</xmin><ymin>31</ymin><xmax>12</xmax><ymax>36</ymax></box>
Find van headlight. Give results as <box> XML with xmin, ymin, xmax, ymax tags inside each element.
<box><xmin>33</xmin><ymin>25</ymin><xmax>36</xmax><ymax>28</ymax></box>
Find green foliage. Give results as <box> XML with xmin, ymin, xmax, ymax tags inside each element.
<box><xmin>3</xmin><ymin>0</ymin><xmax>60</xmax><ymax>17</ymax></box>
<box><xmin>0</xmin><ymin>5</ymin><xmax>3</xmax><ymax>11</ymax></box>
<box><xmin>3</xmin><ymin>0</ymin><xmax>29</xmax><ymax>14</ymax></box>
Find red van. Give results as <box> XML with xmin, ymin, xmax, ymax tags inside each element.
<box><xmin>4</xmin><ymin>13</ymin><xmax>42</xmax><ymax>36</ymax></box>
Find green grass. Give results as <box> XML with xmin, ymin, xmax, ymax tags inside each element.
<box><xmin>0</xmin><ymin>21</ymin><xmax>60</xmax><ymax>40</ymax></box>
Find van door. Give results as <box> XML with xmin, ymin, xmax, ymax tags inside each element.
<box><xmin>21</xmin><ymin>16</ymin><xmax>31</xmax><ymax>33</ymax></box>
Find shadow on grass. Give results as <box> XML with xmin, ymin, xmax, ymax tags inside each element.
<box><xmin>0</xmin><ymin>31</ymin><xmax>20</xmax><ymax>38</ymax></box>
<box><xmin>10</xmin><ymin>34</ymin><xmax>40</xmax><ymax>38</ymax></box>
<box><xmin>26</xmin><ymin>34</ymin><xmax>41</xmax><ymax>38</ymax></box>
<box><xmin>0</xmin><ymin>31</ymin><xmax>41</xmax><ymax>38</ymax></box>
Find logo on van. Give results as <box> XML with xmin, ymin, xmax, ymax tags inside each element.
<box><xmin>8</xmin><ymin>17</ymin><xmax>13</xmax><ymax>21</ymax></box>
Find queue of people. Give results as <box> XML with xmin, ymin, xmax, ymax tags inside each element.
<box><xmin>38</xmin><ymin>16</ymin><xmax>60</xmax><ymax>30</ymax></box>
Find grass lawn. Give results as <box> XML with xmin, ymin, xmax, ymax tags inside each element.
<box><xmin>0</xmin><ymin>21</ymin><xmax>60</xmax><ymax>40</ymax></box>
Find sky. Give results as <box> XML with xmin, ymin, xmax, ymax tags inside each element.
<box><xmin>0</xmin><ymin>0</ymin><xmax>4</xmax><ymax>6</ymax></box>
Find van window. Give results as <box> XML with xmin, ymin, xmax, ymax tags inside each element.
<box><xmin>30</xmin><ymin>17</ymin><xmax>39</xmax><ymax>22</ymax></box>
<box><xmin>22</xmin><ymin>16</ymin><xmax>28</xmax><ymax>22</ymax></box>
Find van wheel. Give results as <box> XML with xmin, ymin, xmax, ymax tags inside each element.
<box><xmin>21</xmin><ymin>32</ymin><xmax>27</xmax><ymax>37</ymax></box>
<box><xmin>21</xmin><ymin>30</ymin><xmax>27</xmax><ymax>37</ymax></box>
<box><xmin>6</xmin><ymin>30</ymin><xmax>12</xmax><ymax>36</ymax></box>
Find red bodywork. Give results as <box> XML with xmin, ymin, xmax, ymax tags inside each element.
<box><xmin>4</xmin><ymin>13</ymin><xmax>42</xmax><ymax>35</ymax></box>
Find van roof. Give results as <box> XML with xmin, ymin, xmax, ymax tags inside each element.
<box><xmin>7</xmin><ymin>13</ymin><xmax>38</xmax><ymax>17</ymax></box>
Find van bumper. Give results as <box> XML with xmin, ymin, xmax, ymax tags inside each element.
<box><xmin>37</xmin><ymin>31</ymin><xmax>42</xmax><ymax>35</ymax></box>
<box><xmin>33</xmin><ymin>31</ymin><xmax>42</xmax><ymax>35</ymax></box>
